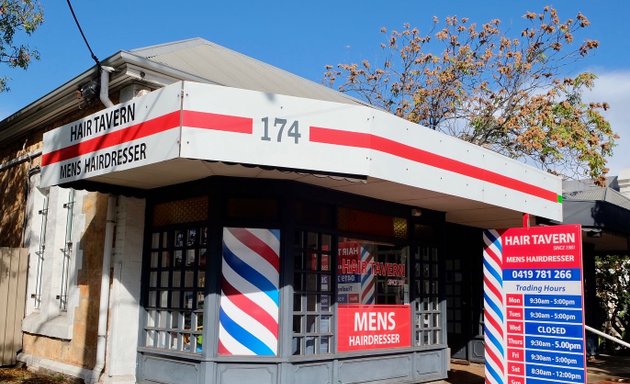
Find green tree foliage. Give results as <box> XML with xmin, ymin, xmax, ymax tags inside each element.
<box><xmin>324</xmin><ymin>6</ymin><xmax>617</xmax><ymax>185</ymax></box>
<box><xmin>0</xmin><ymin>0</ymin><xmax>43</xmax><ymax>92</ymax></box>
<box><xmin>595</xmin><ymin>254</ymin><xmax>630</xmax><ymax>351</ymax></box>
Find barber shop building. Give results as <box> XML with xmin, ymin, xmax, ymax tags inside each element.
<box><xmin>0</xmin><ymin>38</ymin><xmax>563</xmax><ymax>383</ymax></box>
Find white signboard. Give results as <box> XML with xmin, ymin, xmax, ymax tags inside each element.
<box><xmin>40</xmin><ymin>81</ymin><xmax>562</xmax><ymax>222</ymax></box>
<box><xmin>179</xmin><ymin>82</ymin><xmax>371</xmax><ymax>177</ymax></box>
<box><xmin>40</xmin><ymin>84</ymin><xmax>183</xmax><ymax>187</ymax></box>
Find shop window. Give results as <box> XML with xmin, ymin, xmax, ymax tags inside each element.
<box><xmin>292</xmin><ymin>231</ymin><xmax>333</xmax><ymax>355</ymax></box>
<box><xmin>144</xmin><ymin>225</ymin><xmax>207</xmax><ymax>353</ymax></box>
<box><xmin>335</xmin><ymin>238</ymin><xmax>411</xmax><ymax>352</ymax></box>
<box><xmin>227</xmin><ymin>197</ymin><xmax>278</xmax><ymax>221</ymax></box>
<box><xmin>413</xmin><ymin>223</ymin><xmax>437</xmax><ymax>243</ymax></box>
<box><xmin>295</xmin><ymin>200</ymin><xmax>333</xmax><ymax>227</ymax></box>
<box><xmin>338</xmin><ymin>207</ymin><xmax>407</xmax><ymax>240</ymax></box>
<box><xmin>337</xmin><ymin>238</ymin><xmax>409</xmax><ymax>305</ymax></box>
<box><xmin>414</xmin><ymin>246</ymin><xmax>442</xmax><ymax>346</ymax></box>
<box><xmin>152</xmin><ymin>196</ymin><xmax>208</xmax><ymax>226</ymax></box>
<box><xmin>445</xmin><ymin>259</ymin><xmax>463</xmax><ymax>334</ymax></box>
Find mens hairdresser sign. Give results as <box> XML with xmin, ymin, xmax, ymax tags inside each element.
<box><xmin>40</xmin><ymin>85</ymin><xmax>182</xmax><ymax>187</ymax></box>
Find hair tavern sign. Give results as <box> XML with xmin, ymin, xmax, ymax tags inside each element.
<box><xmin>41</xmin><ymin>81</ymin><xmax>562</xmax><ymax>223</ymax></box>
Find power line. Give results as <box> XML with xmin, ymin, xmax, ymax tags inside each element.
<box><xmin>65</xmin><ymin>0</ymin><xmax>100</xmax><ymax>68</ymax></box>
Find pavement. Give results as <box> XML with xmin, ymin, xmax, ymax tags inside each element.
<box><xmin>439</xmin><ymin>355</ymin><xmax>630</xmax><ymax>384</ymax></box>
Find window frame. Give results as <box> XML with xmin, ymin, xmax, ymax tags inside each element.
<box><xmin>291</xmin><ymin>230</ymin><xmax>334</xmax><ymax>356</ymax></box>
<box><xmin>143</xmin><ymin>224</ymin><xmax>207</xmax><ymax>354</ymax></box>
<box><xmin>138</xmin><ymin>177</ymin><xmax>447</xmax><ymax>362</ymax></box>
<box><xmin>413</xmin><ymin>245</ymin><xmax>444</xmax><ymax>347</ymax></box>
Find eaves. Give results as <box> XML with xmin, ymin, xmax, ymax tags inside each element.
<box><xmin>0</xmin><ymin>50</ymin><xmax>216</xmax><ymax>144</ymax></box>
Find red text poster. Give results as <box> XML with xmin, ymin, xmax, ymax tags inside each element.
<box><xmin>337</xmin><ymin>304</ymin><xmax>411</xmax><ymax>352</ymax></box>
<box><xmin>337</xmin><ymin>241</ymin><xmax>361</xmax><ymax>303</ymax></box>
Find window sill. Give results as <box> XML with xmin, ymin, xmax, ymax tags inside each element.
<box><xmin>22</xmin><ymin>311</ymin><xmax>73</xmax><ymax>340</ymax></box>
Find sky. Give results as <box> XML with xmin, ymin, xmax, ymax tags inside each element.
<box><xmin>1</xmin><ymin>1</ymin><xmax>628</xmax><ymax>177</ymax></box>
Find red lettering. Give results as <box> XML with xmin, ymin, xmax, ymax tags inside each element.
<box><xmin>341</xmin><ymin>259</ymin><xmax>351</xmax><ymax>274</ymax></box>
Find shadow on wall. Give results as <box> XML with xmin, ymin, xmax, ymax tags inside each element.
<box><xmin>0</xmin><ymin>153</ymin><xmax>29</xmax><ymax>248</ymax></box>
<box><xmin>76</xmin><ymin>192</ymin><xmax>109</xmax><ymax>370</ymax></box>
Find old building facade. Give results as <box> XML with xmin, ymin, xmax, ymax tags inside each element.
<box><xmin>0</xmin><ymin>38</ymin><xmax>563</xmax><ymax>383</ymax></box>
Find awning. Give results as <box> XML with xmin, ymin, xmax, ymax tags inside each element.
<box><xmin>41</xmin><ymin>81</ymin><xmax>562</xmax><ymax>228</ymax></box>
<box><xmin>561</xmin><ymin>199</ymin><xmax>630</xmax><ymax>253</ymax></box>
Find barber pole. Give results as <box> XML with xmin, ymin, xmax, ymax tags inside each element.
<box><xmin>218</xmin><ymin>228</ymin><xmax>280</xmax><ymax>356</ymax></box>
<box><xmin>360</xmin><ymin>246</ymin><xmax>375</xmax><ymax>305</ymax></box>
<box><xmin>483</xmin><ymin>229</ymin><xmax>506</xmax><ymax>384</ymax></box>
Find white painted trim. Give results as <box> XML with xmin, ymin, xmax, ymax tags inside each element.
<box><xmin>105</xmin><ymin>196</ymin><xmax>145</xmax><ymax>382</ymax></box>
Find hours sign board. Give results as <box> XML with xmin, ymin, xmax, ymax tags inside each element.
<box><xmin>483</xmin><ymin>225</ymin><xmax>586</xmax><ymax>384</ymax></box>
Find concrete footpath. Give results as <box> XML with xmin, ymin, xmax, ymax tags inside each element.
<box><xmin>437</xmin><ymin>355</ymin><xmax>630</xmax><ymax>384</ymax></box>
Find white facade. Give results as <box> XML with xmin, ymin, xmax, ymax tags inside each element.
<box><xmin>105</xmin><ymin>196</ymin><xmax>145</xmax><ymax>383</ymax></box>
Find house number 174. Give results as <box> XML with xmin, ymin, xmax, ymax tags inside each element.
<box><xmin>260</xmin><ymin>117</ymin><xmax>301</xmax><ymax>144</ymax></box>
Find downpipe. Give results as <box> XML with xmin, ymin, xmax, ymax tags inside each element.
<box><xmin>99</xmin><ymin>66</ymin><xmax>115</xmax><ymax>108</ymax></box>
<box><xmin>90</xmin><ymin>195</ymin><xmax>116</xmax><ymax>384</ymax></box>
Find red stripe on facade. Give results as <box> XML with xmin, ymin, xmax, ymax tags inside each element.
<box><xmin>41</xmin><ymin>109</ymin><xmax>253</xmax><ymax>167</ymax></box>
<box><xmin>182</xmin><ymin>110</ymin><xmax>253</xmax><ymax>134</ymax></box>
<box><xmin>310</xmin><ymin>126</ymin><xmax>371</xmax><ymax>148</ymax></box>
<box><xmin>221</xmin><ymin>279</ymin><xmax>278</xmax><ymax>338</ymax></box>
<box><xmin>41</xmin><ymin>111</ymin><xmax>181</xmax><ymax>166</ymax></box>
<box><xmin>309</xmin><ymin>126</ymin><xmax>558</xmax><ymax>203</ymax></box>
<box><xmin>229</xmin><ymin>228</ymin><xmax>280</xmax><ymax>272</ymax></box>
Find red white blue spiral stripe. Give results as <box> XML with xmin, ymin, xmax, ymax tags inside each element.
<box><xmin>483</xmin><ymin>229</ymin><xmax>506</xmax><ymax>384</ymax></box>
<box><xmin>360</xmin><ymin>246</ymin><xmax>375</xmax><ymax>304</ymax></box>
<box><xmin>218</xmin><ymin>228</ymin><xmax>280</xmax><ymax>356</ymax></box>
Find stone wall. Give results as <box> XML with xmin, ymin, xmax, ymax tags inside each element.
<box><xmin>0</xmin><ymin>136</ymin><xmax>42</xmax><ymax>247</ymax></box>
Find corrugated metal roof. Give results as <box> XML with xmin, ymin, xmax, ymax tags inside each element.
<box><xmin>565</xmin><ymin>187</ymin><xmax>630</xmax><ymax>211</ymax></box>
<box><xmin>130</xmin><ymin>38</ymin><xmax>364</xmax><ymax>106</ymax></box>
<box><xmin>563</xmin><ymin>176</ymin><xmax>619</xmax><ymax>192</ymax></box>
